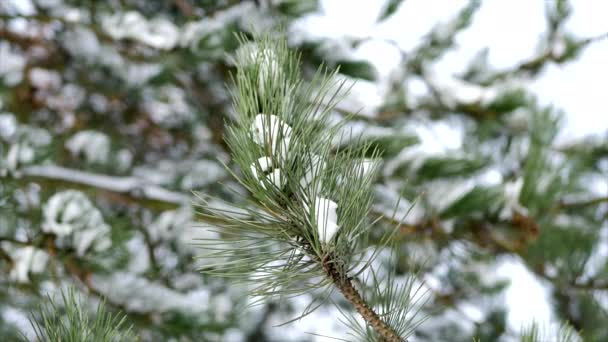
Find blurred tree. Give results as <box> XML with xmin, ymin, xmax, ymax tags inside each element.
<box><xmin>0</xmin><ymin>0</ymin><xmax>606</xmax><ymax>341</ymax></box>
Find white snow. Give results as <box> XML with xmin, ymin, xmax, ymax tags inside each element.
<box><xmin>115</xmin><ymin>149</ymin><xmax>133</xmax><ymax>172</ymax></box>
<box><xmin>102</xmin><ymin>11</ymin><xmax>179</xmax><ymax>50</ymax></box>
<box><xmin>250</xmin><ymin>156</ymin><xmax>284</xmax><ymax>190</ymax></box>
<box><xmin>304</xmin><ymin>196</ymin><xmax>340</xmax><ymax>243</ymax></box>
<box><xmin>180</xmin><ymin>160</ymin><xmax>226</xmax><ymax>190</ymax></box>
<box><xmin>42</xmin><ymin>190</ymin><xmax>111</xmax><ymax>255</ymax></box>
<box><xmin>178</xmin><ymin>223</ymin><xmax>223</xmax><ymax>258</ymax></box>
<box><xmin>372</xmin><ymin>184</ymin><xmax>426</xmax><ymax>225</ymax></box>
<box><xmin>2</xmin><ymin>122</ymin><xmax>52</xmax><ymax>172</ymax></box>
<box><xmin>72</xmin><ymin>225</ymin><xmax>111</xmax><ymax>256</ymax></box>
<box><xmin>0</xmin><ymin>42</ymin><xmax>26</xmax><ymax>85</ymax></box>
<box><xmin>251</xmin><ymin>114</ymin><xmax>292</xmax><ymax>161</ymax></box>
<box><xmin>2</xmin><ymin>307</ymin><xmax>34</xmax><ymax>340</ymax></box>
<box><xmin>256</xmin><ymin>49</ymin><xmax>280</xmax><ymax>97</ymax></box>
<box><xmin>5</xmin><ymin>142</ymin><xmax>35</xmax><ymax>171</ymax></box>
<box><xmin>426</xmin><ymin>179</ymin><xmax>477</xmax><ymax>214</ymax></box>
<box><xmin>65</xmin><ymin>130</ymin><xmax>111</xmax><ymax>164</ymax></box>
<box><xmin>62</xmin><ymin>27</ymin><xmax>101</xmax><ymax>61</ymax></box>
<box><xmin>426</xmin><ymin>71</ymin><xmax>499</xmax><ymax>108</ymax></box>
<box><xmin>92</xmin><ymin>272</ymin><xmax>212</xmax><ymax>314</ymax></box>
<box><xmin>265</xmin><ymin>293</ymin><xmax>347</xmax><ymax>341</ymax></box>
<box><xmin>142</xmin><ymin>85</ymin><xmax>194</xmax><ymax>128</ymax></box>
<box><xmin>499</xmin><ymin>178</ymin><xmax>528</xmax><ymax>220</ymax></box>
<box><xmin>148</xmin><ymin>206</ymin><xmax>193</xmax><ymax>243</ymax></box>
<box><xmin>29</xmin><ymin>67</ymin><xmax>62</xmax><ymax>90</ymax></box>
<box><xmin>0</xmin><ymin>113</ymin><xmax>17</xmax><ymax>140</ymax></box>
<box><xmin>126</xmin><ymin>235</ymin><xmax>151</xmax><ymax>274</ymax></box>
<box><xmin>383</xmin><ymin>118</ymin><xmax>464</xmax><ymax>178</ymax></box>
<box><xmin>6</xmin><ymin>245</ymin><xmax>48</xmax><ymax>283</ymax></box>
<box><xmin>330</xmin><ymin>76</ymin><xmax>384</xmax><ymax>118</ymax></box>
<box><xmin>356</xmin><ymin>158</ymin><xmax>377</xmax><ymax>177</ymax></box>
<box><xmin>183</xmin><ymin>2</ymin><xmax>257</xmax><ymax>51</ymax></box>
<box><xmin>495</xmin><ymin>256</ymin><xmax>555</xmax><ymax>334</ymax></box>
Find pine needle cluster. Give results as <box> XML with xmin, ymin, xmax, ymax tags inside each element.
<box><xmin>195</xmin><ymin>32</ymin><xmax>422</xmax><ymax>341</ymax></box>
<box><xmin>27</xmin><ymin>287</ymin><xmax>134</xmax><ymax>342</ymax></box>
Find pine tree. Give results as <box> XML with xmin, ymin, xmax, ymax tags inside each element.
<box><xmin>0</xmin><ymin>0</ymin><xmax>606</xmax><ymax>341</ymax></box>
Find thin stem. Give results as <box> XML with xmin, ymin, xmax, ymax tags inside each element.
<box><xmin>322</xmin><ymin>254</ymin><xmax>404</xmax><ymax>342</ymax></box>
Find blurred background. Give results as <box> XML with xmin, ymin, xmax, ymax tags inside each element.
<box><xmin>1</xmin><ymin>0</ymin><xmax>607</xmax><ymax>341</ymax></box>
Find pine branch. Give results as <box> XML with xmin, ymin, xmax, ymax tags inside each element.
<box><xmin>485</xmin><ymin>31</ymin><xmax>608</xmax><ymax>83</ymax></box>
<box><xmin>325</xmin><ymin>260</ymin><xmax>404</xmax><ymax>342</ymax></box>
<box><xmin>558</xmin><ymin>196</ymin><xmax>608</xmax><ymax>210</ymax></box>
<box><xmin>196</xmin><ymin>32</ymin><xmax>417</xmax><ymax>340</ymax></box>
<box><xmin>27</xmin><ymin>286</ymin><xmax>135</xmax><ymax>342</ymax></box>
<box><xmin>537</xmin><ymin>269</ymin><xmax>608</xmax><ymax>291</ymax></box>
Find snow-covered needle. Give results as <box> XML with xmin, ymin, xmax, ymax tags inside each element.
<box><xmin>250</xmin><ymin>156</ymin><xmax>284</xmax><ymax>190</ymax></box>
<box><xmin>251</xmin><ymin>114</ymin><xmax>292</xmax><ymax>161</ymax></box>
<box><xmin>305</xmin><ymin>196</ymin><xmax>340</xmax><ymax>244</ymax></box>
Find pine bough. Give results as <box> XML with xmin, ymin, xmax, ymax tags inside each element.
<box><xmin>195</xmin><ymin>33</ymin><xmax>422</xmax><ymax>342</ymax></box>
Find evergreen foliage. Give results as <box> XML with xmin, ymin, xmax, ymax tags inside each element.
<box><xmin>0</xmin><ymin>0</ymin><xmax>606</xmax><ymax>341</ymax></box>
<box><xmin>26</xmin><ymin>287</ymin><xmax>134</xmax><ymax>342</ymax></box>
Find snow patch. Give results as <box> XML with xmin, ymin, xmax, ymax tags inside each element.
<box><xmin>148</xmin><ymin>206</ymin><xmax>193</xmax><ymax>243</ymax></box>
<box><xmin>102</xmin><ymin>11</ymin><xmax>179</xmax><ymax>50</ymax></box>
<box><xmin>6</xmin><ymin>245</ymin><xmax>48</xmax><ymax>283</ymax></box>
<box><xmin>142</xmin><ymin>85</ymin><xmax>193</xmax><ymax>128</ymax></box>
<box><xmin>42</xmin><ymin>190</ymin><xmax>111</xmax><ymax>256</ymax></box>
<box><xmin>426</xmin><ymin>179</ymin><xmax>477</xmax><ymax>213</ymax></box>
<box><xmin>92</xmin><ymin>272</ymin><xmax>211</xmax><ymax>314</ymax></box>
<box><xmin>250</xmin><ymin>156</ymin><xmax>285</xmax><ymax>190</ymax></box>
<box><xmin>0</xmin><ymin>42</ymin><xmax>26</xmax><ymax>85</ymax></box>
<box><xmin>373</xmin><ymin>184</ymin><xmax>426</xmax><ymax>225</ymax></box>
<box><xmin>495</xmin><ymin>256</ymin><xmax>555</xmax><ymax>332</ymax></box>
<box><xmin>304</xmin><ymin>196</ymin><xmax>340</xmax><ymax>243</ymax></box>
<box><xmin>180</xmin><ymin>160</ymin><xmax>226</xmax><ymax>190</ymax></box>
<box><xmin>499</xmin><ymin>177</ymin><xmax>528</xmax><ymax>220</ymax></box>
<box><xmin>65</xmin><ymin>130</ymin><xmax>111</xmax><ymax>164</ymax></box>
<box><xmin>251</xmin><ymin>114</ymin><xmax>292</xmax><ymax>162</ymax></box>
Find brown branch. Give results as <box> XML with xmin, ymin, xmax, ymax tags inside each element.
<box><xmin>558</xmin><ymin>196</ymin><xmax>608</xmax><ymax>210</ymax></box>
<box><xmin>0</xmin><ymin>27</ymin><xmax>38</xmax><ymax>46</ymax></box>
<box><xmin>486</xmin><ymin>31</ymin><xmax>608</xmax><ymax>83</ymax></box>
<box><xmin>0</xmin><ymin>246</ymin><xmax>13</xmax><ymax>265</ymax></box>
<box><xmin>536</xmin><ymin>269</ymin><xmax>608</xmax><ymax>291</ymax></box>
<box><xmin>135</xmin><ymin>223</ymin><xmax>174</xmax><ymax>289</ymax></box>
<box><xmin>173</xmin><ymin>0</ymin><xmax>195</xmax><ymax>18</ymax></box>
<box><xmin>44</xmin><ymin>236</ymin><xmax>154</xmax><ymax>321</ymax></box>
<box><xmin>322</xmin><ymin>254</ymin><xmax>404</xmax><ymax>342</ymax></box>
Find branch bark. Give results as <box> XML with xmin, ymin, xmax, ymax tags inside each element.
<box><xmin>323</xmin><ymin>255</ymin><xmax>404</xmax><ymax>342</ymax></box>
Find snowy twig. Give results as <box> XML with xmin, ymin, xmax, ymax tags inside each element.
<box><xmin>19</xmin><ymin>164</ymin><xmax>190</xmax><ymax>205</ymax></box>
<box><xmin>558</xmin><ymin>196</ymin><xmax>608</xmax><ymax>210</ymax></box>
<box><xmin>486</xmin><ymin>31</ymin><xmax>608</xmax><ymax>83</ymax></box>
<box><xmin>47</xmin><ymin>239</ymin><xmax>154</xmax><ymax>320</ymax></box>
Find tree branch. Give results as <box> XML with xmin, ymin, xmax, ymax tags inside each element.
<box><xmin>173</xmin><ymin>0</ymin><xmax>195</xmax><ymax>17</ymax></box>
<box><xmin>19</xmin><ymin>164</ymin><xmax>189</xmax><ymax>205</ymax></box>
<box><xmin>558</xmin><ymin>196</ymin><xmax>608</xmax><ymax>210</ymax></box>
<box><xmin>323</xmin><ymin>254</ymin><xmax>404</xmax><ymax>342</ymax></box>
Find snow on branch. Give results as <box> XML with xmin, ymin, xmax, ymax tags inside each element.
<box><xmin>21</xmin><ymin>164</ymin><xmax>190</xmax><ymax>205</ymax></box>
